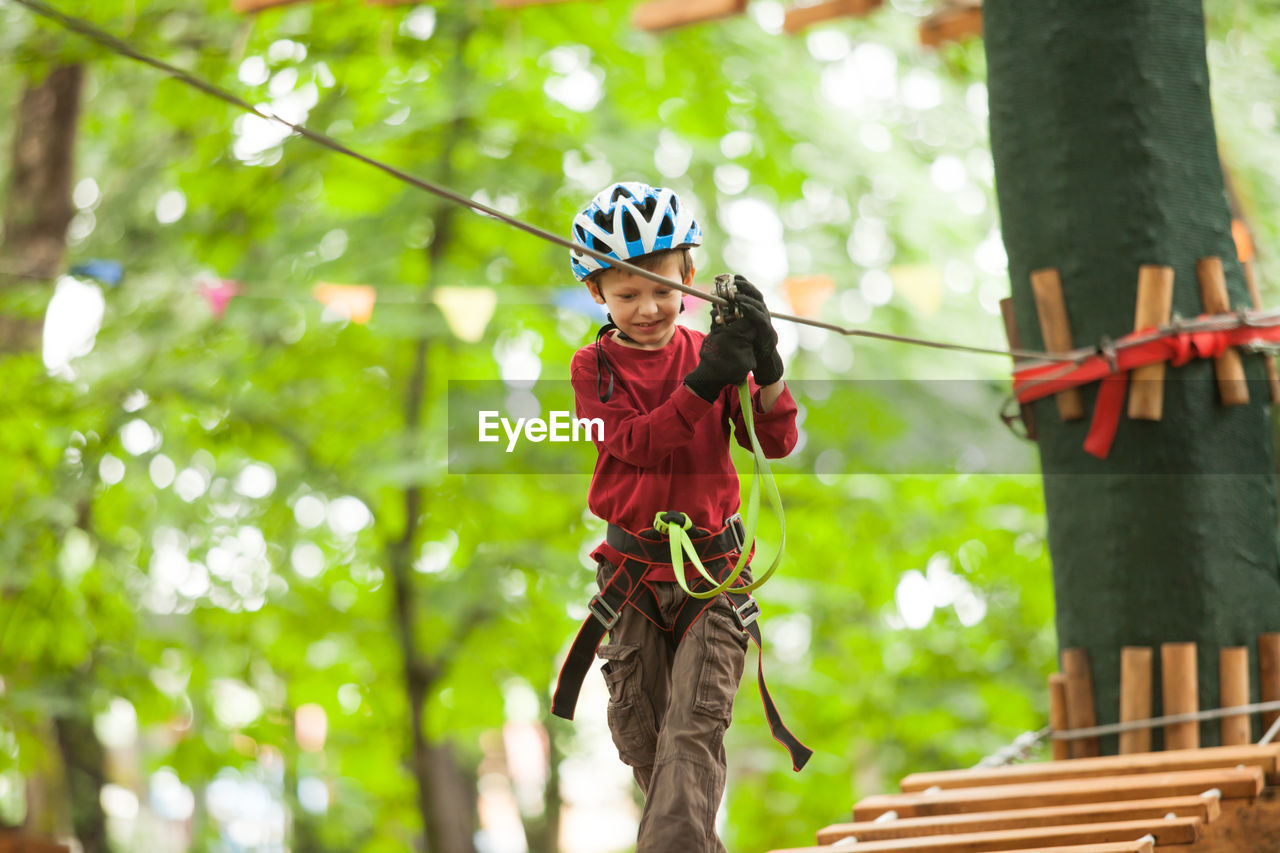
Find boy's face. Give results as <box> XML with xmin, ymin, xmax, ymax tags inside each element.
<box><xmin>586</xmin><ymin>256</ymin><xmax>694</xmax><ymax>350</ymax></box>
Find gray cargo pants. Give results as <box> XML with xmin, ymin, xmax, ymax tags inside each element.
<box><xmin>594</xmin><ymin>558</ymin><xmax>750</xmax><ymax>853</ymax></box>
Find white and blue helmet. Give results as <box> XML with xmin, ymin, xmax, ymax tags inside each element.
<box><xmin>570</xmin><ymin>182</ymin><xmax>702</xmax><ymax>281</ymax></box>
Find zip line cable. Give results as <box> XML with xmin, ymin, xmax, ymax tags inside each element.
<box><xmin>10</xmin><ymin>0</ymin><xmax>1061</xmax><ymax>360</ymax></box>
<box><xmin>12</xmin><ymin>0</ymin><xmax>1280</xmax><ymax>376</ymax></box>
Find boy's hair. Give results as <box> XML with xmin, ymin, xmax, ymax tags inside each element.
<box><xmin>587</xmin><ymin>247</ymin><xmax>692</xmax><ymax>290</ymax></box>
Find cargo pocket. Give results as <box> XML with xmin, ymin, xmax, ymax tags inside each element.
<box><xmin>693</xmin><ymin>610</ymin><xmax>749</xmax><ymax>723</ymax></box>
<box><xmin>597</xmin><ymin>643</ymin><xmax>658</xmax><ymax>767</ymax></box>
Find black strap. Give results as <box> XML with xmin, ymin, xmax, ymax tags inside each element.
<box><xmin>606</xmin><ymin>517</ymin><xmax>744</xmax><ymax>565</ymax></box>
<box><xmin>552</xmin><ymin>556</ymin><xmax>653</xmax><ymax>720</ymax></box>
<box><xmin>671</xmin><ymin>578</ymin><xmax>812</xmax><ymax>772</ymax></box>
<box><xmin>594</xmin><ymin>323</ymin><xmax>618</xmax><ymax>402</ymax></box>
<box><xmin>553</xmin><ymin>556</ymin><xmax>811</xmax><ymax>772</ymax></box>
<box><xmin>592</xmin><ymin>319</ymin><xmax>638</xmax><ymax>403</ymax></box>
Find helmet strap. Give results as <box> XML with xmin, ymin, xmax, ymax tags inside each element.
<box><xmin>605</xmin><ymin>314</ymin><xmax>634</xmax><ymax>342</ymax></box>
<box><xmin>594</xmin><ymin>322</ymin><xmax>618</xmax><ymax>402</ymax></box>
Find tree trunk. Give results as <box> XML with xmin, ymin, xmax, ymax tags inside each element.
<box><xmin>3</xmin><ymin>63</ymin><xmax>97</xmax><ymax>842</ymax></box>
<box><xmin>1</xmin><ymin>64</ymin><xmax>83</xmax><ymax>352</ymax></box>
<box><xmin>525</xmin><ymin>716</ymin><xmax>563</xmax><ymax>853</ymax></box>
<box><xmin>986</xmin><ymin>0</ymin><xmax>1280</xmax><ymax>749</ymax></box>
<box><xmin>53</xmin><ymin>713</ymin><xmax>108</xmax><ymax>853</ymax></box>
<box><xmin>427</xmin><ymin>743</ymin><xmax>478</xmax><ymax>853</ymax></box>
<box><xmin>384</xmin><ymin>12</ymin><xmax>479</xmax><ymax>850</ymax></box>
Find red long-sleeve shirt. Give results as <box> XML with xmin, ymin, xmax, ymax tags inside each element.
<box><xmin>570</xmin><ymin>325</ymin><xmax>798</xmax><ymax>581</ymax></box>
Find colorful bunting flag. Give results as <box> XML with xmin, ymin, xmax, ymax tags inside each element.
<box><xmin>554</xmin><ymin>288</ymin><xmax>608</xmax><ymax>320</ymax></box>
<box><xmin>683</xmin><ymin>293</ymin><xmax>708</xmax><ymax>316</ymax></box>
<box><xmin>434</xmin><ymin>285</ymin><xmax>497</xmax><ymax>343</ymax></box>
<box><xmin>890</xmin><ymin>265</ymin><xmax>944</xmax><ymax>315</ymax></box>
<box><xmin>782</xmin><ymin>274</ymin><xmax>835</xmax><ymax>318</ymax></box>
<box><xmin>313</xmin><ymin>283</ymin><xmax>377</xmax><ymax>324</ymax></box>
<box><xmin>198</xmin><ymin>278</ymin><xmax>240</xmax><ymax>318</ymax></box>
<box><xmin>70</xmin><ymin>259</ymin><xmax>124</xmax><ymax>286</ymax></box>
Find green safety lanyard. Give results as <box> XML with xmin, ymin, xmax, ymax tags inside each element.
<box><xmin>652</xmin><ymin>382</ymin><xmax>785</xmax><ymax>599</ymax></box>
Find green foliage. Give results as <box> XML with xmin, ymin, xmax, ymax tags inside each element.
<box><xmin>8</xmin><ymin>1</ymin><xmax>1271</xmax><ymax>851</ymax></box>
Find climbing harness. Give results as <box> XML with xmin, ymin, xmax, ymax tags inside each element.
<box><xmin>551</xmin><ymin>516</ymin><xmax>812</xmax><ymax>772</ymax></box>
<box><xmin>554</xmin><ymin>276</ymin><xmax>809</xmax><ymax>769</ymax></box>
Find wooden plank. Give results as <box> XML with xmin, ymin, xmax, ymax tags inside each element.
<box><xmin>856</xmin><ymin>766</ymin><xmax>1263</xmax><ymax>820</ymax></box>
<box><xmin>1162</xmin><ymin>642</ymin><xmax>1200</xmax><ymax>750</ymax></box>
<box><xmin>1001</xmin><ymin>297</ymin><xmax>1038</xmax><ymax>440</ymax></box>
<box><xmin>1029</xmin><ymin>269</ymin><xmax>1086</xmax><ymax>421</ymax></box>
<box><xmin>632</xmin><ymin>0</ymin><xmax>746</xmax><ymax>31</ymax></box>
<box><xmin>1127</xmin><ymin>264</ymin><xmax>1175</xmax><ymax>420</ymax></box>
<box><xmin>819</xmin><ymin>794</ymin><xmax>1218</xmax><ymax>844</ymax></box>
<box><xmin>1119</xmin><ymin>646</ymin><xmax>1153</xmax><ymax>754</ymax></box>
<box><xmin>1192</xmin><ymin>787</ymin><xmax>1280</xmax><ymax>853</ymax></box>
<box><xmin>1062</xmin><ymin>647</ymin><xmax>1099</xmax><ymax>757</ymax></box>
<box><xmin>231</xmin><ymin>0</ymin><xmax>310</xmax><ymax>12</ymax></box>
<box><xmin>1242</xmin><ymin>259</ymin><xmax>1280</xmax><ymax>402</ymax></box>
<box><xmin>0</xmin><ymin>838</ymin><xmax>73</xmax><ymax>853</ymax></box>
<box><xmin>1261</xmin><ymin>633</ymin><xmax>1280</xmax><ymax>735</ymax></box>
<box><xmin>1048</xmin><ymin>672</ymin><xmax>1070</xmax><ymax>761</ymax></box>
<box><xmin>919</xmin><ymin>2</ymin><xmax>982</xmax><ymax>48</ymax></box>
<box><xmin>782</xmin><ymin>0</ymin><xmax>882</xmax><ymax>35</ymax></box>
<box><xmin>1219</xmin><ymin>646</ymin><xmax>1251</xmax><ymax>746</ymax></box>
<box><xmin>997</xmin><ymin>843</ymin><xmax>1153</xmax><ymax>853</ymax></box>
<box><xmin>491</xmin><ymin>0</ymin><xmax>586</xmax><ymax>6</ymax></box>
<box><xmin>1196</xmin><ymin>256</ymin><xmax>1249</xmax><ymax>405</ymax></box>
<box><xmin>776</xmin><ymin>844</ymin><xmax>1153</xmax><ymax>853</ymax></box>
<box><xmin>781</xmin><ymin>817</ymin><xmax>1192</xmax><ymax>851</ymax></box>
<box><xmin>900</xmin><ymin>744</ymin><xmax>1280</xmax><ymax>792</ymax></box>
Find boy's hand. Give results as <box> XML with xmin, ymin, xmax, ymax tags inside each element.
<box><xmin>713</xmin><ymin>275</ymin><xmax>784</xmax><ymax>386</ymax></box>
<box><xmin>685</xmin><ymin>321</ymin><xmax>754</xmax><ymax>402</ymax></box>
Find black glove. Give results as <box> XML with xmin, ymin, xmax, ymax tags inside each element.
<box><xmin>712</xmin><ymin>275</ymin><xmax>784</xmax><ymax>386</ymax></box>
<box><xmin>684</xmin><ymin>320</ymin><xmax>755</xmax><ymax>402</ymax></box>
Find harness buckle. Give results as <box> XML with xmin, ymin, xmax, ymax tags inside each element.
<box><xmin>731</xmin><ymin>596</ymin><xmax>761</xmax><ymax>630</ymax></box>
<box><xmin>588</xmin><ymin>594</ymin><xmax>621</xmax><ymax>631</ymax></box>
<box><xmin>725</xmin><ymin>513</ymin><xmax>746</xmax><ymax>552</ymax></box>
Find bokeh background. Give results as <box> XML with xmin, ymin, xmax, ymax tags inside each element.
<box><xmin>3</xmin><ymin>1</ymin><xmax>1278</xmax><ymax>851</ymax></box>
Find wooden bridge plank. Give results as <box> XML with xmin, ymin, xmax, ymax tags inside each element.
<box><xmin>1184</xmin><ymin>788</ymin><xmax>1280</xmax><ymax>853</ymax></box>
<box><xmin>776</xmin><ymin>821</ymin><xmax>1173</xmax><ymax>852</ymax></box>
<box><xmin>817</xmin><ymin>793</ymin><xmax>1218</xmax><ymax>844</ymax></box>
<box><xmin>855</xmin><ymin>767</ymin><xmax>1262</xmax><ymax>820</ymax></box>
<box><xmin>899</xmin><ymin>744</ymin><xmax>1280</xmax><ymax>792</ymax></box>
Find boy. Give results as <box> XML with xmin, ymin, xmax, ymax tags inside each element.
<box><xmin>552</xmin><ymin>182</ymin><xmax>804</xmax><ymax>852</ymax></box>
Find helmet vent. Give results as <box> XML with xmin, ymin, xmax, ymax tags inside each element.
<box><xmin>622</xmin><ymin>212</ymin><xmax>641</xmax><ymax>242</ymax></box>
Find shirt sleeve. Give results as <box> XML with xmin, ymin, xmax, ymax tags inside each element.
<box><xmin>571</xmin><ymin>356</ymin><xmax>716</xmax><ymax>468</ymax></box>
<box><xmin>729</xmin><ymin>380</ymin><xmax>798</xmax><ymax>458</ymax></box>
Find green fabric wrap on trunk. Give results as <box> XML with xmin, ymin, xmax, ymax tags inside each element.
<box><xmin>985</xmin><ymin>0</ymin><xmax>1280</xmax><ymax>750</ymax></box>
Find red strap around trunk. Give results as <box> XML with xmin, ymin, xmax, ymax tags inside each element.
<box><xmin>1012</xmin><ymin>317</ymin><xmax>1280</xmax><ymax>458</ymax></box>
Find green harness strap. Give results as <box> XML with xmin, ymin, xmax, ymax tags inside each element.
<box><xmin>652</xmin><ymin>382</ymin><xmax>785</xmax><ymax>599</ymax></box>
